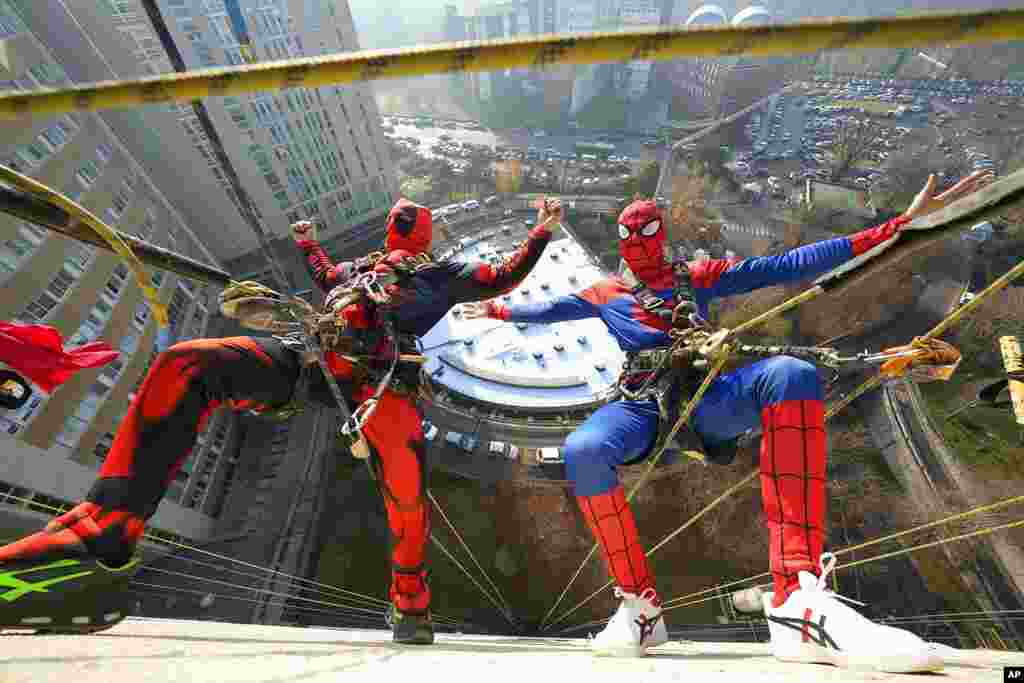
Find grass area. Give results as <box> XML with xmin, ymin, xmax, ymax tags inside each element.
<box><xmin>832</xmin><ymin>99</ymin><xmax>901</xmax><ymax>115</ymax></box>
<box><xmin>918</xmin><ymin>374</ymin><xmax>1024</xmax><ymax>468</ymax></box>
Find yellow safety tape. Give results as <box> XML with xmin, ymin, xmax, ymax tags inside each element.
<box><xmin>0</xmin><ymin>8</ymin><xmax>1022</xmax><ymax>119</ymax></box>
<box><xmin>0</xmin><ymin>165</ymin><xmax>169</xmax><ymax>327</ymax></box>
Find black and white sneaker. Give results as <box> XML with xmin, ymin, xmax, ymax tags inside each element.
<box><xmin>763</xmin><ymin>553</ymin><xmax>943</xmax><ymax>673</ymax></box>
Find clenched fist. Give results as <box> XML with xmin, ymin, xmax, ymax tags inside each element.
<box><xmin>291</xmin><ymin>220</ymin><xmax>317</xmax><ymax>243</ymax></box>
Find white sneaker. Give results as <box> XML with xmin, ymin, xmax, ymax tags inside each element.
<box><xmin>763</xmin><ymin>553</ymin><xmax>944</xmax><ymax>673</ymax></box>
<box><xmin>590</xmin><ymin>587</ymin><xmax>668</xmax><ymax>657</ymax></box>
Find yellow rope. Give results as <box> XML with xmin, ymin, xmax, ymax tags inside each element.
<box><xmin>660</xmin><ymin>491</ymin><xmax>1024</xmax><ymax>610</ymax></box>
<box><xmin>0</xmin><ymin>164</ymin><xmax>168</xmax><ymax>327</ymax></box>
<box><xmin>1</xmin><ymin>9</ymin><xmax>1023</xmax><ymax>119</ymax></box>
<box><xmin>663</xmin><ymin>516</ymin><xmax>1024</xmax><ymax>614</ymax></box>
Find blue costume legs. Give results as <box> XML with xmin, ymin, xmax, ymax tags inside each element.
<box><xmin>566</xmin><ymin>399</ymin><xmax>659</xmax><ymax>595</ymax></box>
<box><xmin>565</xmin><ymin>356</ymin><xmax>826</xmax><ymax>602</ymax></box>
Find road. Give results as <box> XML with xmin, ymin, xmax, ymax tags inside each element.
<box><xmin>386</xmin><ymin>121</ymin><xmax>649</xmax><ymax>160</ymax></box>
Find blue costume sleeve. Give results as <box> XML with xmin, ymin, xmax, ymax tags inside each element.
<box><xmin>695</xmin><ymin>237</ymin><xmax>853</xmax><ymax>300</ymax></box>
<box><xmin>505</xmin><ymin>294</ymin><xmax>599</xmax><ymax>324</ymax></box>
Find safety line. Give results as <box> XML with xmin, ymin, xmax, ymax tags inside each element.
<box><xmin>553</xmin><ymin>510</ymin><xmax>1024</xmax><ymax>635</ymax></box>
<box><xmin>128</xmin><ymin>581</ymin><xmax>388</xmax><ymax>627</ymax></box>
<box><xmin>429</xmin><ymin>533</ymin><xmax>517</xmax><ymax>627</ymax></box>
<box><xmin>663</xmin><ymin>515</ymin><xmax>1024</xmax><ymax>615</ymax></box>
<box><xmin>0</xmin><ymin>492</ymin><xmax>392</xmax><ymax>608</ymax></box>
<box><xmin>138</xmin><ymin>565</ymin><xmax>397</xmax><ymax>619</ymax></box>
<box><xmin>1</xmin><ymin>9</ymin><xmax>1022</xmax><ymax>119</ymax></box>
<box><xmin>657</xmin><ymin>491</ymin><xmax>1024</xmax><ymax>612</ymax></box>
<box><xmin>148</xmin><ymin>547</ymin><xmax>390</xmax><ymax>612</ymax></box>
<box><xmin>428</xmin><ymin>490</ymin><xmax>516</xmax><ymax>622</ymax></box>
<box><xmin>130</xmin><ymin>571</ymin><xmax>464</xmax><ymax>628</ymax></box>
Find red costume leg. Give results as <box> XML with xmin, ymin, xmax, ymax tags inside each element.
<box><xmin>0</xmin><ymin>337</ymin><xmax>303</xmax><ymax>565</ymax></box>
<box><xmin>360</xmin><ymin>388</ymin><xmax>431</xmax><ymax>614</ymax></box>
<box><xmin>577</xmin><ymin>485</ymin><xmax>655</xmax><ymax>596</ymax></box>
<box><xmin>760</xmin><ymin>400</ymin><xmax>827</xmax><ymax>607</ymax></box>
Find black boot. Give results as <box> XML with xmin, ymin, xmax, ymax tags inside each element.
<box><xmin>387</xmin><ymin>603</ymin><xmax>435</xmax><ymax>645</ymax></box>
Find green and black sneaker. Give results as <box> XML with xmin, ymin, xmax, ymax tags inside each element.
<box><xmin>0</xmin><ymin>554</ymin><xmax>141</xmax><ymax>634</ymax></box>
<box><xmin>0</xmin><ymin>501</ymin><xmax>145</xmax><ymax>634</ymax></box>
<box><xmin>386</xmin><ymin>604</ymin><xmax>435</xmax><ymax>645</ymax></box>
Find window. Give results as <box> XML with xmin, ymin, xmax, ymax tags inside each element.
<box><xmin>27</xmin><ymin>62</ymin><xmax>66</xmax><ymax>87</ymax></box>
<box><xmin>21</xmin><ymin>291</ymin><xmax>60</xmax><ymax>323</ymax></box>
<box><xmin>46</xmin><ymin>265</ymin><xmax>77</xmax><ymax>301</ymax></box>
<box><xmin>76</xmin><ymin>161</ymin><xmax>100</xmax><ymax>188</ymax></box>
<box><xmin>0</xmin><ymin>2</ymin><xmax>25</xmax><ymax>39</ymax></box>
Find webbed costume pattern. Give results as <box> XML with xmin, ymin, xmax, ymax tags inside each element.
<box><xmin>0</xmin><ymin>199</ymin><xmax>553</xmax><ymax>639</ymax></box>
<box><xmin>485</xmin><ymin>200</ymin><xmax>907</xmax><ymax>624</ymax></box>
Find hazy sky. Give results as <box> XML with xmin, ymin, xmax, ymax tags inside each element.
<box><xmin>347</xmin><ymin>0</ymin><xmax>448</xmax><ymax>49</ymax></box>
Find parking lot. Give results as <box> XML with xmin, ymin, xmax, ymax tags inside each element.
<box><xmin>730</xmin><ymin>75</ymin><xmax>1024</xmax><ymax>199</ymax></box>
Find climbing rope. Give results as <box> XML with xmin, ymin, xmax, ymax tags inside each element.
<box><xmin>552</xmin><ymin>492</ymin><xmax>1024</xmax><ymax>635</ymax></box>
<box><xmin>1</xmin><ymin>9</ymin><xmax>1022</xmax><ymax>119</ymax></box>
<box><xmin>428</xmin><ymin>490</ymin><xmax>517</xmax><ymax>625</ymax></box>
<box><xmin>0</xmin><ymin>164</ymin><xmax>168</xmax><ymax>327</ymax></box>
<box><xmin>429</xmin><ymin>533</ymin><xmax>517</xmax><ymax>628</ymax></box>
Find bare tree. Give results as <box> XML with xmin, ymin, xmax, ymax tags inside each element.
<box><xmin>873</xmin><ymin>130</ymin><xmax>972</xmax><ymax>214</ymax></box>
<box><xmin>829</xmin><ymin>115</ymin><xmax>879</xmax><ymax>183</ymax></box>
<box><xmin>669</xmin><ymin>174</ymin><xmax>719</xmax><ymax>246</ymax></box>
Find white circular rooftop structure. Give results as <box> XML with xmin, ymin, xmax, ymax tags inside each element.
<box><xmin>685</xmin><ymin>4</ymin><xmax>728</xmax><ymax>26</ymax></box>
<box><xmin>419</xmin><ymin>232</ymin><xmax>625</xmax><ymax>411</ymax></box>
<box><xmin>732</xmin><ymin>5</ymin><xmax>771</xmax><ymax>25</ymax></box>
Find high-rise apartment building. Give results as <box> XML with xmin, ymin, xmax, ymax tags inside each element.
<box><xmin>84</xmin><ymin>0</ymin><xmax>398</xmax><ymax>270</ymax></box>
<box><xmin>0</xmin><ymin>0</ymin><xmax>231</xmax><ymax>545</ymax></box>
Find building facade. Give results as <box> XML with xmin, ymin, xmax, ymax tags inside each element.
<box><xmin>74</xmin><ymin>0</ymin><xmax>397</xmax><ymax>264</ymax></box>
<box><xmin>0</xmin><ymin>0</ymin><xmax>229</xmax><ymax>543</ymax></box>
<box><xmin>665</xmin><ymin>4</ymin><xmax>786</xmax><ymax>119</ymax></box>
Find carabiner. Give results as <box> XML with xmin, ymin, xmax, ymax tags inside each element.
<box><xmin>341</xmin><ymin>397</ymin><xmax>379</xmax><ymax>435</ymax></box>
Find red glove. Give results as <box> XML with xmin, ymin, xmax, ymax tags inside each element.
<box><xmin>484</xmin><ymin>300</ymin><xmax>510</xmax><ymax>321</ymax></box>
<box><xmin>849</xmin><ymin>215</ymin><xmax>910</xmax><ymax>256</ymax></box>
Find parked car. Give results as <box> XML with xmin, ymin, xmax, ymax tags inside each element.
<box><xmin>539</xmin><ymin>447</ymin><xmax>563</xmax><ymax>463</ymax></box>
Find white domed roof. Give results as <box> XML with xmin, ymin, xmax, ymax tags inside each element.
<box><xmin>685</xmin><ymin>4</ymin><xmax>728</xmax><ymax>25</ymax></box>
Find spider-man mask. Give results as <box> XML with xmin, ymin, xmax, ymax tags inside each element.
<box><xmin>617</xmin><ymin>199</ymin><xmax>668</xmax><ymax>286</ymax></box>
<box><xmin>385</xmin><ymin>198</ymin><xmax>432</xmax><ymax>254</ymax></box>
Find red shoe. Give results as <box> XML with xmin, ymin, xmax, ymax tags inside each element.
<box><xmin>0</xmin><ymin>502</ymin><xmax>144</xmax><ymax>634</ymax></box>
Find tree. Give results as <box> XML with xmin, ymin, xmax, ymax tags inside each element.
<box><xmin>872</xmin><ymin>131</ymin><xmax>972</xmax><ymax>214</ymax></box>
<box><xmin>687</xmin><ymin>141</ymin><xmax>738</xmax><ymax>193</ymax></box>
<box><xmin>829</xmin><ymin>115</ymin><xmax>879</xmax><ymax>183</ymax></box>
<box><xmin>399</xmin><ymin>176</ymin><xmax>433</xmax><ymax>203</ymax></box>
<box><xmin>668</xmin><ymin>174</ymin><xmax>717</xmax><ymax>246</ymax></box>
<box><xmin>622</xmin><ymin>161</ymin><xmax>660</xmax><ymax>199</ymax></box>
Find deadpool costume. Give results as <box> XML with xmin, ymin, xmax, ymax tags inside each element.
<box><xmin>477</xmin><ymin>196</ymin><xmax>945</xmax><ymax>670</ymax></box>
<box><xmin>0</xmin><ymin>197</ymin><xmax>557</xmax><ymax>643</ymax></box>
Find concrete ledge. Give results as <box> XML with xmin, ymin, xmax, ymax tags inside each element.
<box><xmin>1</xmin><ymin>618</ymin><xmax>1020</xmax><ymax>682</ymax></box>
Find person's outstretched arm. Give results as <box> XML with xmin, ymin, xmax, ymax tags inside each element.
<box><xmin>693</xmin><ymin>171</ymin><xmax>992</xmax><ymax>302</ymax></box>
<box><xmin>447</xmin><ymin>198</ymin><xmax>562</xmax><ymax>305</ymax></box>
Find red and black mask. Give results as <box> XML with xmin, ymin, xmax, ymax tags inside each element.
<box><xmin>385</xmin><ymin>198</ymin><xmax>432</xmax><ymax>254</ymax></box>
<box><xmin>617</xmin><ymin>200</ymin><xmax>668</xmax><ymax>286</ymax></box>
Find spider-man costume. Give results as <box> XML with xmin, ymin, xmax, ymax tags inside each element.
<box><xmin>0</xmin><ymin>198</ymin><xmax>553</xmax><ymax>640</ymax></box>
<box><xmin>483</xmin><ymin>199</ymin><xmax>907</xmax><ymax>653</ymax></box>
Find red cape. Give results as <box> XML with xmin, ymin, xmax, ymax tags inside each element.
<box><xmin>0</xmin><ymin>321</ymin><xmax>119</xmax><ymax>393</ymax></box>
